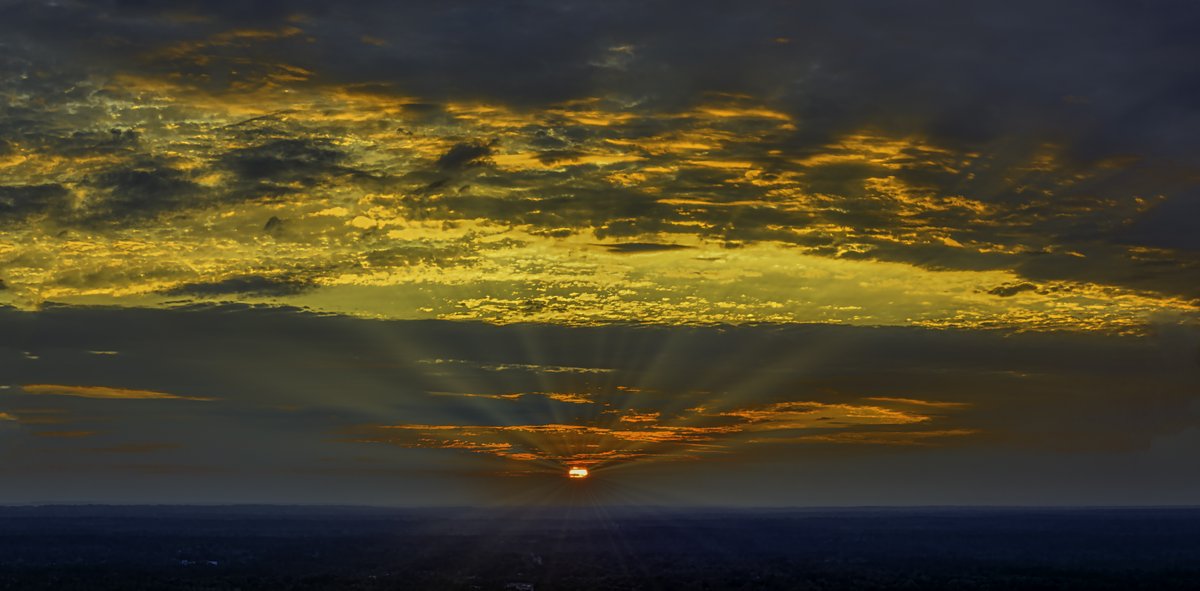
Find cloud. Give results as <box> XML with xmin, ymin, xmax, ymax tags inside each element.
<box><xmin>755</xmin><ymin>429</ymin><xmax>980</xmax><ymax>446</ymax></box>
<box><xmin>987</xmin><ymin>282</ymin><xmax>1040</xmax><ymax>298</ymax></box>
<box><xmin>33</xmin><ymin>430</ymin><xmax>97</xmax><ymax>438</ymax></box>
<box><xmin>864</xmin><ymin>397</ymin><xmax>971</xmax><ymax>409</ymax></box>
<box><xmin>430</xmin><ymin>391</ymin><xmax>594</xmax><ymax>405</ymax></box>
<box><xmin>619</xmin><ymin>410</ymin><xmax>660</xmax><ymax>423</ymax></box>
<box><xmin>435</xmin><ymin>141</ymin><xmax>493</xmax><ymax>170</ymax></box>
<box><xmin>600</xmin><ymin>242</ymin><xmax>692</xmax><ymax>254</ymax></box>
<box><xmin>19</xmin><ymin>384</ymin><xmax>215</xmax><ymax>402</ymax></box>
<box><xmin>0</xmin><ymin>184</ymin><xmax>71</xmax><ymax>224</ymax></box>
<box><xmin>216</xmin><ymin>138</ymin><xmax>350</xmax><ymax>196</ymax></box>
<box><xmin>88</xmin><ymin>443</ymin><xmax>182</xmax><ymax>453</ymax></box>
<box><xmin>350</xmin><ymin>421</ymin><xmax>732</xmax><ymax>466</ymax></box>
<box><xmin>1</xmin><ymin>408</ymin><xmax>72</xmax><ymax>426</ymax></box>
<box><xmin>417</xmin><ymin>359</ymin><xmax>613</xmax><ymax>375</ymax></box>
<box><xmin>714</xmin><ymin>401</ymin><xmax>930</xmax><ymax>430</ymax></box>
<box><xmin>81</xmin><ymin>162</ymin><xmax>203</xmax><ymax>224</ymax></box>
<box><xmin>0</xmin><ymin>0</ymin><xmax>1197</xmax><ymax>320</ymax></box>
<box><xmin>163</xmin><ymin>274</ymin><xmax>315</xmax><ymax>298</ymax></box>
<box><xmin>543</xmin><ymin>392</ymin><xmax>593</xmax><ymax>404</ymax></box>
<box><xmin>352</xmin><ymin>397</ymin><xmax>964</xmax><ymax>467</ymax></box>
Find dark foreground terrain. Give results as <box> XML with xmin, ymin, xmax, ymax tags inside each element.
<box><xmin>1</xmin><ymin>506</ymin><xmax>1198</xmax><ymax>590</ymax></box>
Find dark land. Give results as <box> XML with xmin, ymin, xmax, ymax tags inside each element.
<box><xmin>1</xmin><ymin>506</ymin><xmax>1198</xmax><ymax>590</ymax></box>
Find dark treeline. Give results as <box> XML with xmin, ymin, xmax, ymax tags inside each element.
<box><xmin>1</xmin><ymin>507</ymin><xmax>1198</xmax><ymax>590</ymax></box>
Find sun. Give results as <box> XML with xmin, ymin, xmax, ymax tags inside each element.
<box><xmin>568</xmin><ymin>467</ymin><xmax>589</xmax><ymax>479</ymax></box>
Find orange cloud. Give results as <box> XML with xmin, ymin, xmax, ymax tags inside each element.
<box><xmin>864</xmin><ymin>397</ymin><xmax>971</xmax><ymax>408</ymax></box>
<box><xmin>350</xmin><ymin>397</ymin><xmax>970</xmax><ymax>470</ymax></box>
<box><xmin>716</xmin><ymin>401</ymin><xmax>929</xmax><ymax>429</ymax></box>
<box><xmin>88</xmin><ymin>443</ymin><xmax>183</xmax><ymax>453</ymax></box>
<box><xmin>619</xmin><ymin>410</ymin><xmax>661</xmax><ymax>423</ymax></box>
<box><xmin>352</xmin><ymin>421</ymin><xmax>720</xmax><ymax>467</ymax></box>
<box><xmin>755</xmin><ymin>429</ymin><xmax>980</xmax><ymax>446</ymax></box>
<box><xmin>34</xmin><ymin>430</ymin><xmax>98</xmax><ymax>438</ymax></box>
<box><xmin>430</xmin><ymin>391</ymin><xmax>594</xmax><ymax>404</ymax></box>
<box><xmin>4</xmin><ymin>408</ymin><xmax>72</xmax><ymax>425</ymax></box>
<box><xmin>543</xmin><ymin>393</ymin><xmax>593</xmax><ymax>405</ymax></box>
<box><xmin>20</xmin><ymin>384</ymin><xmax>215</xmax><ymax>401</ymax></box>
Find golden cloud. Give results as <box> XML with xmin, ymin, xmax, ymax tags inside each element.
<box><xmin>349</xmin><ymin>397</ymin><xmax>971</xmax><ymax>470</ymax></box>
<box><xmin>20</xmin><ymin>384</ymin><xmax>216</xmax><ymax>402</ymax></box>
<box><xmin>33</xmin><ymin>430</ymin><xmax>98</xmax><ymax>438</ymax></box>
<box><xmin>0</xmin><ymin>53</ymin><xmax>1192</xmax><ymax>335</ymax></box>
<box><xmin>754</xmin><ymin>429</ymin><xmax>980</xmax><ymax>446</ymax></box>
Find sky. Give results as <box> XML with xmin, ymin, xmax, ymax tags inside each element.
<box><xmin>0</xmin><ymin>0</ymin><xmax>1198</xmax><ymax>506</ymax></box>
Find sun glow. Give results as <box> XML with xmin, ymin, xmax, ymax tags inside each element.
<box><xmin>568</xmin><ymin>467</ymin><xmax>589</xmax><ymax>479</ymax></box>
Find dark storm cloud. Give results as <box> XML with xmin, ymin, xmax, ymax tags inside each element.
<box><xmin>986</xmin><ymin>282</ymin><xmax>1039</xmax><ymax>298</ymax></box>
<box><xmin>162</xmin><ymin>274</ymin><xmax>314</xmax><ymax>298</ymax></box>
<box><xmin>435</xmin><ymin>141</ymin><xmax>493</xmax><ymax>170</ymax></box>
<box><xmin>82</xmin><ymin>160</ymin><xmax>202</xmax><ymax>223</ymax></box>
<box><xmin>0</xmin><ymin>184</ymin><xmax>71</xmax><ymax>223</ymax></box>
<box><xmin>5</xmin><ymin>0</ymin><xmax>1193</xmax><ymax>155</ymax></box>
<box><xmin>1121</xmin><ymin>195</ymin><xmax>1200</xmax><ymax>252</ymax></box>
<box><xmin>214</xmin><ymin>137</ymin><xmax>357</xmax><ymax>198</ymax></box>
<box><xmin>2</xmin><ymin>127</ymin><xmax>143</xmax><ymax>159</ymax></box>
<box><xmin>600</xmin><ymin>242</ymin><xmax>691</xmax><ymax>254</ymax></box>
<box><xmin>59</xmin><ymin>129</ymin><xmax>140</xmax><ymax>156</ymax></box>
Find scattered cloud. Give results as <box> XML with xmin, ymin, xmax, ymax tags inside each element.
<box><xmin>1</xmin><ymin>408</ymin><xmax>73</xmax><ymax>426</ymax></box>
<box><xmin>351</xmin><ymin>397</ymin><xmax>966</xmax><ymax>467</ymax></box>
<box><xmin>19</xmin><ymin>384</ymin><xmax>216</xmax><ymax>402</ymax></box>
<box><xmin>88</xmin><ymin>443</ymin><xmax>182</xmax><ymax>454</ymax></box>
<box><xmin>864</xmin><ymin>397</ymin><xmax>971</xmax><ymax>409</ymax></box>
<box><xmin>754</xmin><ymin>429</ymin><xmax>980</xmax><ymax>446</ymax></box>
<box><xmin>714</xmin><ymin>401</ymin><xmax>930</xmax><ymax>430</ymax></box>
<box><xmin>619</xmin><ymin>410</ymin><xmax>661</xmax><ymax>423</ymax></box>
<box><xmin>33</xmin><ymin>430</ymin><xmax>98</xmax><ymax>438</ymax></box>
<box><xmin>430</xmin><ymin>391</ymin><xmax>594</xmax><ymax>405</ymax></box>
<box><xmin>988</xmin><ymin>283</ymin><xmax>1040</xmax><ymax>298</ymax></box>
<box><xmin>417</xmin><ymin>359</ymin><xmax>614</xmax><ymax>375</ymax></box>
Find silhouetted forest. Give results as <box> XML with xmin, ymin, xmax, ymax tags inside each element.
<box><xmin>1</xmin><ymin>506</ymin><xmax>1198</xmax><ymax>589</ymax></box>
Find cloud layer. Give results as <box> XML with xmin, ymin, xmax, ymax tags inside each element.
<box><xmin>0</xmin><ymin>0</ymin><xmax>1196</xmax><ymax>332</ymax></box>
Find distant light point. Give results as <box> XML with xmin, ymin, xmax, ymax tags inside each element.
<box><xmin>568</xmin><ymin>467</ymin><xmax>589</xmax><ymax>479</ymax></box>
